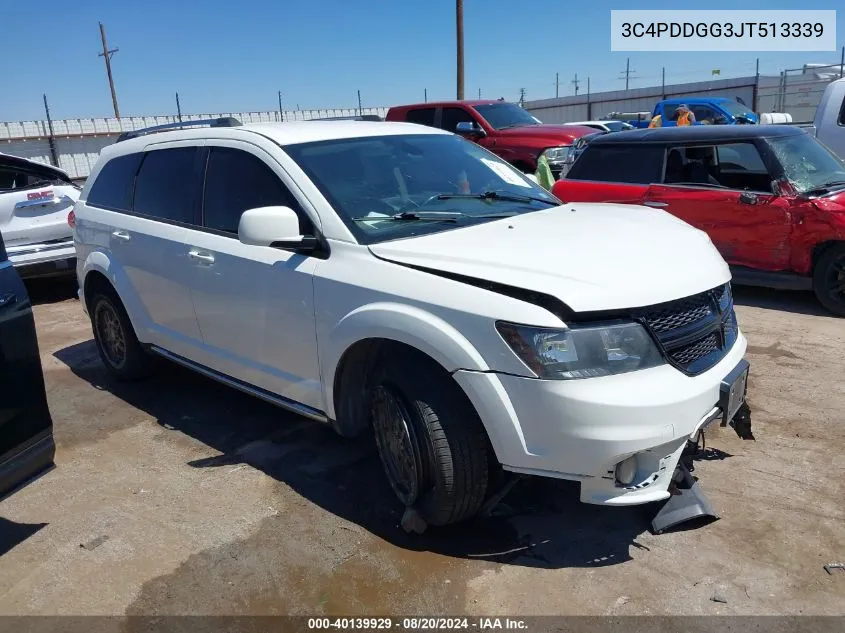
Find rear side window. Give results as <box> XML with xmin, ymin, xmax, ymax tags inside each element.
<box><xmin>567</xmin><ymin>145</ymin><xmax>664</xmax><ymax>184</ymax></box>
<box><xmin>716</xmin><ymin>143</ymin><xmax>767</xmax><ymax>172</ymax></box>
<box><xmin>405</xmin><ymin>108</ymin><xmax>436</xmax><ymax>127</ymax></box>
<box><xmin>87</xmin><ymin>153</ymin><xmax>143</xmax><ymax>211</ymax></box>
<box><xmin>133</xmin><ymin>148</ymin><xmax>198</xmax><ymax>224</ymax></box>
<box><xmin>203</xmin><ymin>147</ymin><xmax>305</xmax><ymax>234</ymax></box>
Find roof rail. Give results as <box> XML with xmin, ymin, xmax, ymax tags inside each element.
<box><xmin>116</xmin><ymin>117</ymin><xmax>242</xmax><ymax>143</ymax></box>
<box><xmin>310</xmin><ymin>114</ymin><xmax>383</xmax><ymax>122</ymax></box>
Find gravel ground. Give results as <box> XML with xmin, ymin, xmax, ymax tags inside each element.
<box><xmin>0</xmin><ymin>279</ymin><xmax>843</xmax><ymax>617</ymax></box>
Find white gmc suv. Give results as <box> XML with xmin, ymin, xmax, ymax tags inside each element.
<box><xmin>73</xmin><ymin>118</ymin><xmax>752</xmax><ymax>531</ymax></box>
<box><xmin>1</xmin><ymin>153</ymin><xmax>80</xmax><ymax>277</ymax></box>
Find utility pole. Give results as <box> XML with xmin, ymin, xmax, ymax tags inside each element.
<box><xmin>661</xmin><ymin>67</ymin><xmax>666</xmax><ymax>99</ymax></box>
<box><xmin>752</xmin><ymin>58</ymin><xmax>760</xmax><ymax>112</ymax></box>
<box><xmin>176</xmin><ymin>92</ymin><xmax>182</xmax><ymax>122</ymax></box>
<box><xmin>357</xmin><ymin>90</ymin><xmax>362</xmax><ymax>115</ymax></box>
<box><xmin>98</xmin><ymin>22</ymin><xmax>120</xmax><ymax>118</ymax></box>
<box><xmin>456</xmin><ymin>0</ymin><xmax>464</xmax><ymax>99</ymax></box>
<box><xmin>278</xmin><ymin>91</ymin><xmax>284</xmax><ymax>122</ymax></box>
<box><xmin>555</xmin><ymin>72</ymin><xmax>559</xmax><ymax>98</ymax></box>
<box><xmin>478</xmin><ymin>88</ymin><xmax>481</xmax><ymax>99</ymax></box>
<box><xmin>42</xmin><ymin>94</ymin><xmax>59</xmax><ymax>167</ymax></box>
<box><xmin>424</xmin><ymin>88</ymin><xmax>427</xmax><ymax>102</ymax></box>
<box><xmin>571</xmin><ymin>73</ymin><xmax>580</xmax><ymax>95</ymax></box>
<box><xmin>518</xmin><ymin>88</ymin><xmax>526</xmax><ymax>107</ymax></box>
<box><xmin>587</xmin><ymin>77</ymin><xmax>592</xmax><ymax>119</ymax></box>
<box><xmin>619</xmin><ymin>57</ymin><xmax>636</xmax><ymax>91</ymax></box>
<box><xmin>840</xmin><ymin>45</ymin><xmax>844</xmax><ymax>78</ymax></box>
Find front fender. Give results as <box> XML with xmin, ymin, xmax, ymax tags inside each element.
<box><xmin>321</xmin><ymin>302</ymin><xmax>490</xmax><ymax>419</ymax></box>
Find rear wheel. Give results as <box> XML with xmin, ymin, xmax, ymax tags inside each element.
<box><xmin>90</xmin><ymin>291</ymin><xmax>153</xmax><ymax>380</ymax></box>
<box><xmin>812</xmin><ymin>244</ymin><xmax>845</xmax><ymax>317</ymax></box>
<box><xmin>369</xmin><ymin>351</ymin><xmax>489</xmax><ymax>526</ymax></box>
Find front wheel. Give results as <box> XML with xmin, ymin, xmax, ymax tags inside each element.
<box><xmin>369</xmin><ymin>351</ymin><xmax>489</xmax><ymax>526</ymax></box>
<box><xmin>812</xmin><ymin>244</ymin><xmax>845</xmax><ymax>317</ymax></box>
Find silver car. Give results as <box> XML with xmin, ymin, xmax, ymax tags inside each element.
<box><xmin>0</xmin><ymin>153</ymin><xmax>80</xmax><ymax>277</ymax></box>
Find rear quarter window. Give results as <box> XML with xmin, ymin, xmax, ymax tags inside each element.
<box><xmin>87</xmin><ymin>153</ymin><xmax>144</xmax><ymax>211</ymax></box>
<box><xmin>405</xmin><ymin>108</ymin><xmax>436</xmax><ymax>127</ymax></box>
<box><xmin>567</xmin><ymin>144</ymin><xmax>665</xmax><ymax>184</ymax></box>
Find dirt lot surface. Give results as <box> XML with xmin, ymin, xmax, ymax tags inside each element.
<box><xmin>1</xmin><ymin>279</ymin><xmax>843</xmax><ymax>617</ymax></box>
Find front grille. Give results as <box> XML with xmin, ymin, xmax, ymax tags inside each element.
<box><xmin>669</xmin><ymin>331</ymin><xmax>719</xmax><ymax>365</ymax></box>
<box><xmin>636</xmin><ymin>283</ymin><xmax>735</xmax><ymax>376</ymax></box>
<box><xmin>643</xmin><ymin>295</ymin><xmax>713</xmax><ymax>334</ymax></box>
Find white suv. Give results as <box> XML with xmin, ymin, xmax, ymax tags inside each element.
<box><xmin>1</xmin><ymin>153</ymin><xmax>80</xmax><ymax>277</ymax></box>
<box><xmin>73</xmin><ymin>119</ymin><xmax>752</xmax><ymax>530</ymax></box>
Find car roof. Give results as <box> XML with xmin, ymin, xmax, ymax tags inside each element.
<box><xmin>390</xmin><ymin>100</ymin><xmax>508</xmax><ymax>110</ymax></box>
<box><xmin>106</xmin><ymin>120</ymin><xmax>451</xmax><ymax>155</ymax></box>
<box><xmin>588</xmin><ymin>124</ymin><xmax>805</xmax><ymax>145</ymax></box>
<box><xmin>661</xmin><ymin>97</ymin><xmax>733</xmax><ymax>105</ymax></box>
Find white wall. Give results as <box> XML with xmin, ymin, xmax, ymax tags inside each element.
<box><xmin>2</xmin><ymin>108</ymin><xmax>389</xmax><ymax>179</ymax></box>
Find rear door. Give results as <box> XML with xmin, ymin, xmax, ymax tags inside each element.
<box><xmin>644</xmin><ymin>141</ymin><xmax>792</xmax><ymax>270</ymax></box>
<box><xmin>0</xmin><ymin>232</ymin><xmax>55</xmax><ymax>499</ymax></box>
<box><xmin>0</xmin><ymin>158</ymin><xmax>78</xmax><ymax>250</ymax></box>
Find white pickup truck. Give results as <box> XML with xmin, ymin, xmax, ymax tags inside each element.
<box><xmin>802</xmin><ymin>77</ymin><xmax>845</xmax><ymax>158</ymax></box>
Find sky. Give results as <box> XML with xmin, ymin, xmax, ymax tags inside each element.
<box><xmin>3</xmin><ymin>0</ymin><xmax>843</xmax><ymax>121</ymax></box>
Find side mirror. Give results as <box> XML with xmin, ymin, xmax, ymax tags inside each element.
<box><xmin>455</xmin><ymin>121</ymin><xmax>486</xmax><ymax>137</ymax></box>
<box><xmin>238</xmin><ymin>206</ymin><xmax>316</xmax><ymax>252</ymax></box>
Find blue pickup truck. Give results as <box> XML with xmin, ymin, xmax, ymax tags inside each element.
<box><xmin>627</xmin><ymin>98</ymin><xmax>759</xmax><ymax>128</ymax></box>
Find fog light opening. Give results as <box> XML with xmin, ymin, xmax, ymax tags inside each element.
<box><xmin>615</xmin><ymin>455</ymin><xmax>638</xmax><ymax>486</ymax></box>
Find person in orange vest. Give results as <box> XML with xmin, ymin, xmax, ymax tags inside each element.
<box><xmin>675</xmin><ymin>104</ymin><xmax>696</xmax><ymax>126</ymax></box>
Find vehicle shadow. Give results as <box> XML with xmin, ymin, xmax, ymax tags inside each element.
<box><xmin>732</xmin><ymin>285</ymin><xmax>829</xmax><ymax>317</ymax></box>
<box><xmin>54</xmin><ymin>340</ymin><xmax>657</xmax><ymax>569</ymax></box>
<box><xmin>0</xmin><ymin>516</ymin><xmax>48</xmax><ymax>557</ymax></box>
<box><xmin>24</xmin><ymin>276</ymin><xmax>79</xmax><ymax>306</ymax></box>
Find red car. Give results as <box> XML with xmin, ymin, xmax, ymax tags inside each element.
<box><xmin>553</xmin><ymin>125</ymin><xmax>845</xmax><ymax>316</ymax></box>
<box><xmin>386</xmin><ymin>100</ymin><xmax>595</xmax><ymax>177</ymax></box>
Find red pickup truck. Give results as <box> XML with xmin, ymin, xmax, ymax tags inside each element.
<box><xmin>553</xmin><ymin>125</ymin><xmax>845</xmax><ymax>316</ymax></box>
<box><xmin>386</xmin><ymin>100</ymin><xmax>595</xmax><ymax>177</ymax></box>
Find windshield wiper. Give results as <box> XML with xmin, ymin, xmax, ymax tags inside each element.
<box><xmin>802</xmin><ymin>180</ymin><xmax>845</xmax><ymax>197</ymax></box>
<box><xmin>351</xmin><ymin>211</ymin><xmax>463</xmax><ymax>223</ymax></box>
<box><xmin>433</xmin><ymin>191</ymin><xmax>559</xmax><ymax>206</ymax></box>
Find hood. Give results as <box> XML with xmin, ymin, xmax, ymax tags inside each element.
<box><xmin>369</xmin><ymin>203</ymin><xmax>731</xmax><ymax>314</ymax></box>
<box><xmin>495</xmin><ymin>124</ymin><xmax>597</xmax><ymax>144</ymax></box>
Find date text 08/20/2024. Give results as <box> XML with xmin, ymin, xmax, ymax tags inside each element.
<box><xmin>307</xmin><ymin>618</ymin><xmax>528</xmax><ymax>630</ymax></box>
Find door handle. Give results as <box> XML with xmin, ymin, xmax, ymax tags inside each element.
<box><xmin>188</xmin><ymin>250</ymin><xmax>215</xmax><ymax>264</ymax></box>
<box><xmin>112</xmin><ymin>230</ymin><xmax>131</xmax><ymax>242</ymax></box>
<box><xmin>0</xmin><ymin>292</ymin><xmax>16</xmax><ymax>308</ymax></box>
<box><xmin>643</xmin><ymin>201</ymin><xmax>668</xmax><ymax>207</ymax></box>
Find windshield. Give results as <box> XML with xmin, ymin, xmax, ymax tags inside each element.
<box><xmin>768</xmin><ymin>134</ymin><xmax>845</xmax><ymax>195</ymax></box>
<box><xmin>720</xmin><ymin>101</ymin><xmax>756</xmax><ymax>120</ymax></box>
<box><xmin>473</xmin><ymin>103</ymin><xmax>542</xmax><ymax>130</ymax></box>
<box><xmin>284</xmin><ymin>134</ymin><xmax>559</xmax><ymax>244</ymax></box>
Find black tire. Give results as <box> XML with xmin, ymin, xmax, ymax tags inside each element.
<box><xmin>369</xmin><ymin>350</ymin><xmax>489</xmax><ymax>526</ymax></box>
<box><xmin>90</xmin><ymin>290</ymin><xmax>153</xmax><ymax>381</ymax></box>
<box><xmin>812</xmin><ymin>244</ymin><xmax>845</xmax><ymax>317</ymax></box>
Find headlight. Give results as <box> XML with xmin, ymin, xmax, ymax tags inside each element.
<box><xmin>496</xmin><ymin>320</ymin><xmax>664</xmax><ymax>379</ymax></box>
<box><xmin>542</xmin><ymin>146</ymin><xmax>570</xmax><ymax>162</ymax></box>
